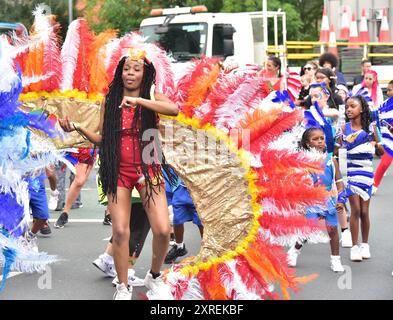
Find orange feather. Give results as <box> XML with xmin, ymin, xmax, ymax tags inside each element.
<box><xmin>88</xmin><ymin>30</ymin><xmax>117</xmax><ymax>94</ymax></box>
<box><xmin>183</xmin><ymin>64</ymin><xmax>220</xmax><ymax>118</ymax></box>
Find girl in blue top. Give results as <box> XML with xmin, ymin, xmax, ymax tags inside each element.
<box><xmin>335</xmin><ymin>95</ymin><xmax>383</xmax><ymax>262</ymax></box>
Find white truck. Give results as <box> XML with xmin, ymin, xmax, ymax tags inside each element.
<box><xmin>139</xmin><ymin>5</ymin><xmax>287</xmax><ymax>74</ymax></box>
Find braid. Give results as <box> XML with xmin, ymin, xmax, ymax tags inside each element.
<box><xmin>132</xmin><ymin>60</ymin><xmax>176</xmax><ymax>206</ymax></box>
<box><xmin>98</xmin><ymin>57</ymin><xmax>126</xmax><ymax>201</ymax></box>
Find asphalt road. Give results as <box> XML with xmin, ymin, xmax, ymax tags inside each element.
<box><xmin>0</xmin><ymin>160</ymin><xmax>392</xmax><ymax>300</ymax></box>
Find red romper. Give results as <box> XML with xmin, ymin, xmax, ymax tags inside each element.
<box><xmin>117</xmin><ymin>105</ymin><xmax>163</xmax><ymax>191</ymax></box>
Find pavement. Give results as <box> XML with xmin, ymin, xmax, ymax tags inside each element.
<box><xmin>0</xmin><ymin>160</ymin><xmax>392</xmax><ymax>300</ymax></box>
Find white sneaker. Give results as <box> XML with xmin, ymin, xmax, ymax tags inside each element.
<box><xmin>144</xmin><ymin>272</ymin><xmax>174</xmax><ymax>300</ymax></box>
<box><xmin>112</xmin><ymin>269</ymin><xmax>145</xmax><ymax>287</ymax></box>
<box><xmin>341</xmin><ymin>229</ymin><xmax>353</xmax><ymax>248</ymax></box>
<box><xmin>287</xmin><ymin>246</ymin><xmax>301</xmax><ymax>267</ymax></box>
<box><xmin>350</xmin><ymin>245</ymin><xmax>363</xmax><ymax>261</ymax></box>
<box><xmin>360</xmin><ymin>243</ymin><xmax>371</xmax><ymax>259</ymax></box>
<box><xmin>48</xmin><ymin>189</ymin><xmax>60</xmax><ymax>211</ymax></box>
<box><xmin>113</xmin><ymin>283</ymin><xmax>132</xmax><ymax>300</ymax></box>
<box><xmin>92</xmin><ymin>255</ymin><xmax>117</xmax><ymax>277</ymax></box>
<box><xmin>16</xmin><ymin>232</ymin><xmax>38</xmax><ymax>253</ymax></box>
<box><xmin>330</xmin><ymin>255</ymin><xmax>345</xmax><ymax>272</ymax></box>
<box><xmin>372</xmin><ymin>186</ymin><xmax>378</xmax><ymax>195</ymax></box>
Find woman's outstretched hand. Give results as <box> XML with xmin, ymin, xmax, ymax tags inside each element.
<box><xmin>58</xmin><ymin>116</ymin><xmax>75</xmax><ymax>132</ymax></box>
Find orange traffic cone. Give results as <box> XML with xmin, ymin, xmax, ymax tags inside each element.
<box><xmin>328</xmin><ymin>24</ymin><xmax>338</xmax><ymax>56</ymax></box>
<box><xmin>359</xmin><ymin>8</ymin><xmax>370</xmax><ymax>42</ymax></box>
<box><xmin>319</xmin><ymin>7</ymin><xmax>330</xmax><ymax>42</ymax></box>
<box><xmin>339</xmin><ymin>6</ymin><xmax>350</xmax><ymax>40</ymax></box>
<box><xmin>349</xmin><ymin>13</ymin><xmax>359</xmax><ymax>48</ymax></box>
<box><xmin>379</xmin><ymin>8</ymin><xmax>390</xmax><ymax>42</ymax></box>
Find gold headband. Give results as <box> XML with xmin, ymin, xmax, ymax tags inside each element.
<box><xmin>127</xmin><ymin>48</ymin><xmax>146</xmax><ymax>62</ymax></box>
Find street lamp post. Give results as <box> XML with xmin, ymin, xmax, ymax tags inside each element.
<box><xmin>69</xmin><ymin>0</ymin><xmax>73</xmax><ymax>24</ymax></box>
<box><xmin>263</xmin><ymin>0</ymin><xmax>268</xmax><ymax>63</ymax></box>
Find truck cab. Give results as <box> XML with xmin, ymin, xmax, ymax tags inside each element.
<box><xmin>0</xmin><ymin>22</ymin><xmax>28</xmax><ymax>41</ymax></box>
<box><xmin>140</xmin><ymin>6</ymin><xmax>286</xmax><ymax>69</ymax></box>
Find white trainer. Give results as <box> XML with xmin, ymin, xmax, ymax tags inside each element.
<box><xmin>112</xmin><ymin>269</ymin><xmax>145</xmax><ymax>287</ymax></box>
<box><xmin>48</xmin><ymin>189</ymin><xmax>60</xmax><ymax>211</ymax></box>
<box><xmin>144</xmin><ymin>272</ymin><xmax>174</xmax><ymax>300</ymax></box>
<box><xmin>330</xmin><ymin>255</ymin><xmax>345</xmax><ymax>272</ymax></box>
<box><xmin>360</xmin><ymin>243</ymin><xmax>371</xmax><ymax>259</ymax></box>
<box><xmin>350</xmin><ymin>245</ymin><xmax>363</xmax><ymax>261</ymax></box>
<box><xmin>341</xmin><ymin>229</ymin><xmax>353</xmax><ymax>248</ymax></box>
<box><xmin>287</xmin><ymin>246</ymin><xmax>301</xmax><ymax>267</ymax></box>
<box><xmin>92</xmin><ymin>255</ymin><xmax>117</xmax><ymax>278</ymax></box>
<box><xmin>17</xmin><ymin>232</ymin><xmax>39</xmax><ymax>253</ymax></box>
<box><xmin>113</xmin><ymin>283</ymin><xmax>132</xmax><ymax>300</ymax></box>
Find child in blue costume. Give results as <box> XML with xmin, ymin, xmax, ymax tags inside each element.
<box><xmin>335</xmin><ymin>95</ymin><xmax>383</xmax><ymax>262</ymax></box>
<box><xmin>287</xmin><ymin>127</ymin><xmax>346</xmax><ymax>272</ymax></box>
<box><xmin>163</xmin><ymin>169</ymin><xmax>203</xmax><ymax>264</ymax></box>
<box><xmin>17</xmin><ymin>173</ymin><xmax>51</xmax><ymax>252</ymax></box>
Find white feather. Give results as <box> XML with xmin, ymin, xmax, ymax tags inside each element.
<box><xmin>60</xmin><ymin>19</ymin><xmax>81</xmax><ymax>91</ymax></box>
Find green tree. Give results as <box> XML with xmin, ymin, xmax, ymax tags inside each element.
<box><xmin>0</xmin><ymin>0</ymin><xmax>75</xmax><ymax>39</ymax></box>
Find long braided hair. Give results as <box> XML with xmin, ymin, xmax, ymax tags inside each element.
<box><xmin>99</xmin><ymin>56</ymin><xmax>176</xmax><ymax>204</ymax></box>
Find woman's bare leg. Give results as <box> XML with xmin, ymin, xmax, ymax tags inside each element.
<box><xmin>63</xmin><ymin>163</ymin><xmax>93</xmax><ymax>214</ymax></box>
<box><xmin>139</xmin><ymin>186</ymin><xmax>171</xmax><ymax>274</ymax></box>
<box><xmin>108</xmin><ymin>187</ymin><xmax>132</xmax><ymax>286</ymax></box>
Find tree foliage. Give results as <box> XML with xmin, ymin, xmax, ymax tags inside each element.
<box><xmin>0</xmin><ymin>0</ymin><xmax>74</xmax><ymax>39</ymax></box>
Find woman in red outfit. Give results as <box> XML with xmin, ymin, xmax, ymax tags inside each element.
<box><xmin>59</xmin><ymin>52</ymin><xmax>178</xmax><ymax>300</ymax></box>
<box><xmin>262</xmin><ymin>55</ymin><xmax>285</xmax><ymax>92</ymax></box>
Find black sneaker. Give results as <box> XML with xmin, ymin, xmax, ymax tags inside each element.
<box><xmin>40</xmin><ymin>221</ymin><xmax>52</xmax><ymax>235</ymax></box>
<box><xmin>164</xmin><ymin>244</ymin><xmax>188</xmax><ymax>264</ymax></box>
<box><xmin>54</xmin><ymin>212</ymin><xmax>69</xmax><ymax>229</ymax></box>
<box><xmin>103</xmin><ymin>213</ymin><xmax>112</xmax><ymax>226</ymax></box>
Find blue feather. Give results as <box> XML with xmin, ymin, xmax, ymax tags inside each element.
<box><xmin>0</xmin><ymin>193</ymin><xmax>26</xmax><ymax>237</ymax></box>
<box><xmin>349</xmin><ymin>86</ymin><xmax>372</xmax><ymax>103</ymax></box>
<box><xmin>0</xmin><ymin>246</ymin><xmax>17</xmax><ymax>292</ymax></box>
<box><xmin>272</xmin><ymin>90</ymin><xmax>296</xmax><ymax>109</ymax></box>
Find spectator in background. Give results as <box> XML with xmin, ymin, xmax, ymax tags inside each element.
<box><xmin>337</xmin><ymin>84</ymin><xmax>349</xmax><ymax>102</ymax></box>
<box><xmin>319</xmin><ymin>52</ymin><xmax>347</xmax><ymax>86</ymax></box>
<box><xmin>353</xmin><ymin>59</ymin><xmax>372</xmax><ymax>86</ymax></box>
<box><xmin>297</xmin><ymin>61</ymin><xmax>319</xmax><ymax>107</ymax></box>
<box><xmin>352</xmin><ymin>69</ymin><xmax>384</xmax><ymax>109</ymax></box>
<box><xmin>304</xmin><ymin>68</ymin><xmax>344</xmax><ymax>110</ymax></box>
<box><xmin>386</xmin><ymin>80</ymin><xmax>393</xmax><ymax>98</ymax></box>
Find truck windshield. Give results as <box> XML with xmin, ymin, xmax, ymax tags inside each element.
<box><xmin>140</xmin><ymin>23</ymin><xmax>207</xmax><ymax>62</ymax></box>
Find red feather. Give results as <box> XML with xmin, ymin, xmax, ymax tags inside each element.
<box><xmin>199</xmin><ymin>74</ymin><xmax>245</xmax><ymax>126</ymax></box>
<box><xmin>256</xmin><ymin>178</ymin><xmax>330</xmax><ymax>211</ymax></box>
<box><xmin>235</xmin><ymin>256</ymin><xmax>268</xmax><ymax>299</ymax></box>
<box><xmin>258</xmin><ymin>213</ymin><xmax>322</xmax><ymax>238</ymax></box>
<box><xmin>72</xmin><ymin>19</ymin><xmax>94</xmax><ymax>92</ymax></box>
<box><xmin>176</xmin><ymin>57</ymin><xmax>219</xmax><ymax>113</ymax></box>
<box><xmin>257</xmin><ymin>149</ymin><xmax>324</xmax><ymax>177</ymax></box>
<box><xmin>238</xmin><ymin>109</ymin><xmax>302</xmax><ymax>153</ymax></box>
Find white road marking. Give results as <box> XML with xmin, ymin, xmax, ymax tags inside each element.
<box><xmin>102</xmin><ymin>236</ymin><xmax>111</xmax><ymax>241</ymax></box>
